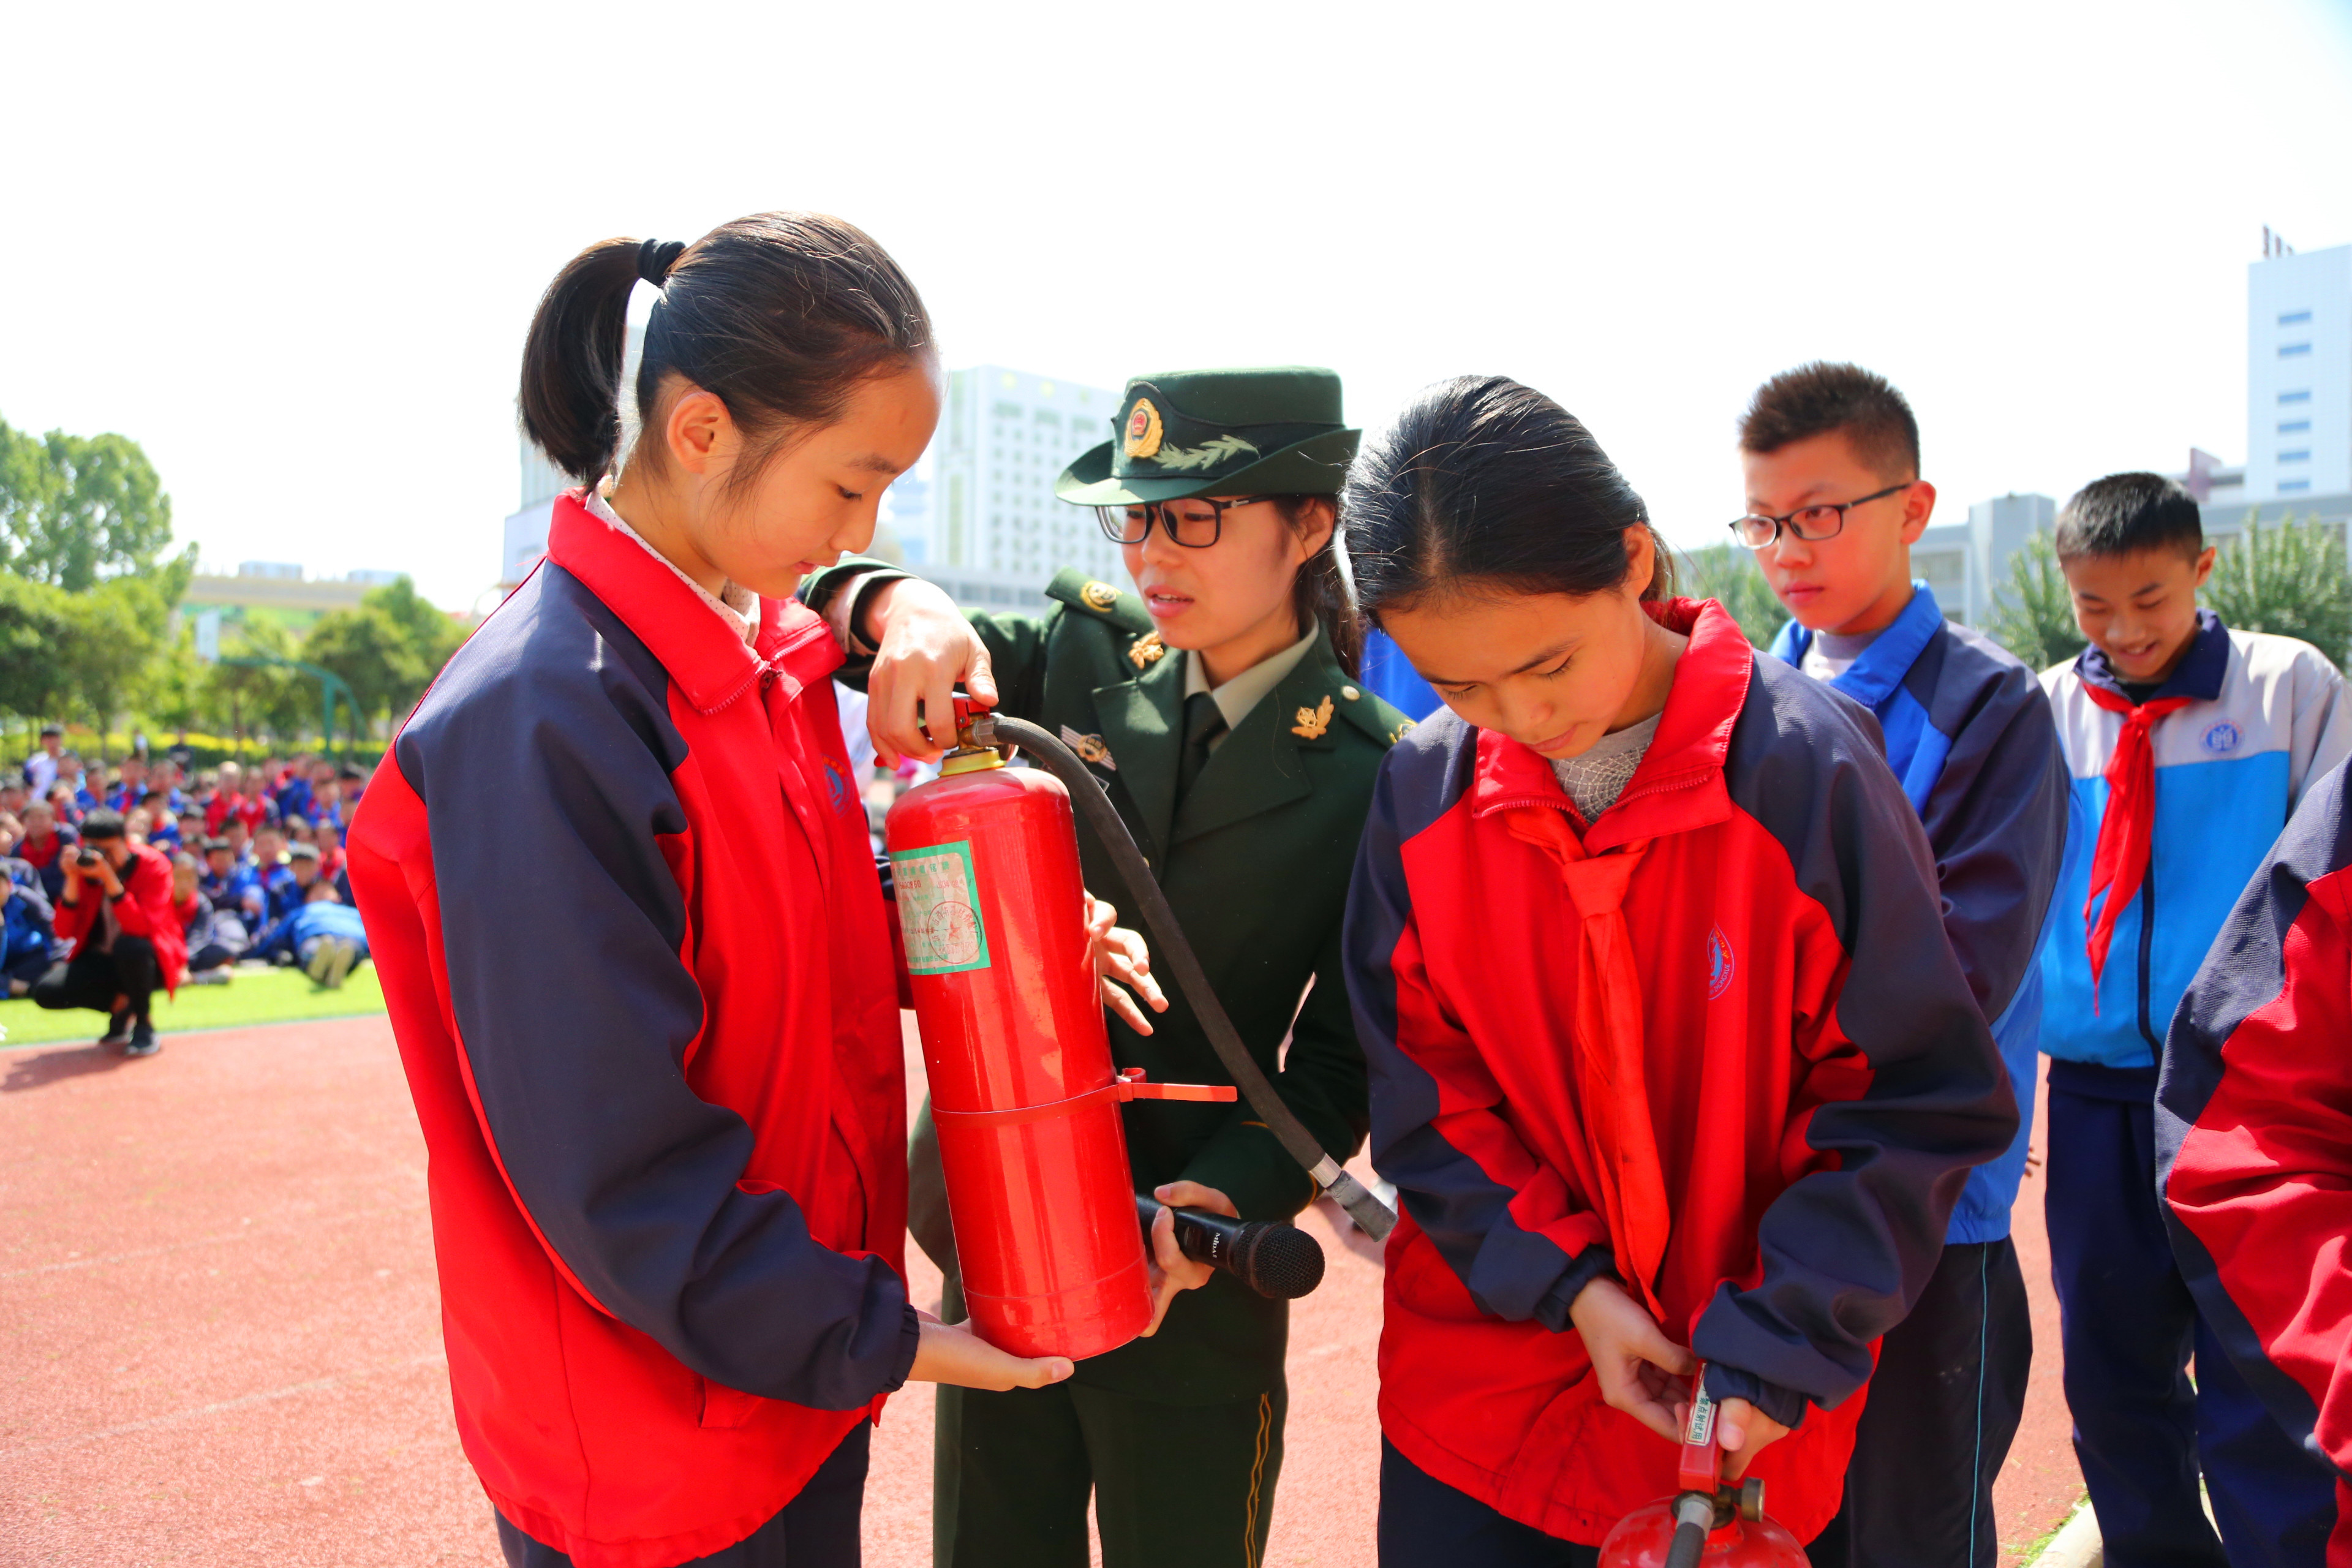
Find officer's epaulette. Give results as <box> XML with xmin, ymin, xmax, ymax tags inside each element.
<box><xmin>1333</xmin><ymin>680</ymin><xmax>1419</xmax><ymax>748</ymax></box>
<box><xmin>1045</xmin><ymin>567</ymin><xmax>1153</xmax><ymax>636</ymax></box>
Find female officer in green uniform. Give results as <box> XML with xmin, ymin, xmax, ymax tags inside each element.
<box><xmin>801</xmin><ymin>367</ymin><xmax>1409</xmax><ymax>1568</ymax></box>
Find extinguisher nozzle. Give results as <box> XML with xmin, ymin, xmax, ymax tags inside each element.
<box><xmin>1662</xmin><ymin>1493</ymin><xmax>1716</xmax><ymax>1568</ymax></box>
<box><xmin>1319</xmin><ymin>1167</ymin><xmax>1398</xmax><ymax>1243</ymax></box>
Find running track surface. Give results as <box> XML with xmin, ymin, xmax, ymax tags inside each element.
<box><xmin>0</xmin><ymin>1017</ymin><xmax>2080</xmax><ymax>1566</ymax></box>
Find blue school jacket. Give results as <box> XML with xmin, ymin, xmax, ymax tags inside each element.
<box><xmin>1771</xmin><ymin>582</ymin><xmax>2067</xmax><ymax>1243</ymax></box>
<box><xmin>2040</xmin><ymin>611</ymin><xmax>2351</xmax><ymax>1072</ymax></box>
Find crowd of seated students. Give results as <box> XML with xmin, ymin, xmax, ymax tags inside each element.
<box><xmin>0</xmin><ymin>740</ymin><xmax>374</xmax><ymax>1056</ymax></box>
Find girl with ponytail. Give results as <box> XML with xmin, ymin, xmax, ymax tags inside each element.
<box><xmin>1339</xmin><ymin>376</ymin><xmax>2018</xmax><ymax>1561</ymax></box>
<box><xmin>347</xmin><ymin>214</ymin><xmax>1080</xmax><ymax>1568</ymax></box>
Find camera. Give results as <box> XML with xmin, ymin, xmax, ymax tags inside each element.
<box><xmin>75</xmin><ymin>848</ymin><xmax>100</xmax><ymax>869</ymax></box>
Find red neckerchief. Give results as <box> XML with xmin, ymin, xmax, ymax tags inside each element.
<box><xmin>1499</xmin><ymin>810</ymin><xmax>1671</xmax><ymax>1316</ymax></box>
<box><xmin>2080</xmin><ymin>682</ymin><xmax>2193</xmax><ymax>1003</ymax></box>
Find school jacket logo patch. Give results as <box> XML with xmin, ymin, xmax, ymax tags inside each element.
<box><xmin>823</xmin><ymin>758</ymin><xmax>854</xmax><ymax>816</ymax></box>
<box><xmin>2202</xmin><ymin>721</ymin><xmax>2241</xmax><ymax>755</ymax></box>
<box><xmin>1706</xmin><ymin>925</ymin><xmax>1736</xmax><ymax>1000</ymax></box>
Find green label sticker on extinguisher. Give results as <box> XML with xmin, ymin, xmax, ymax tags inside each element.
<box><xmin>890</xmin><ymin>839</ymin><xmax>992</xmax><ymax>975</ymax></box>
<box><xmin>1685</xmin><ymin>1383</ymin><xmax>1715</xmax><ymax>1447</ymax></box>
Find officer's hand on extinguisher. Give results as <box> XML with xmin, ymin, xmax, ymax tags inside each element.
<box><xmin>1085</xmin><ymin>894</ymin><xmax>1167</xmax><ymax>1034</ymax></box>
<box><xmin>908</xmin><ymin>1316</ymin><xmax>1075</xmax><ymax>1392</ymax></box>
<box><xmin>1140</xmin><ymin>1180</ymin><xmax>1231</xmax><ymax>1336</ymax></box>
<box><xmin>859</xmin><ymin>578</ymin><xmax>998</xmax><ymax>767</ymax></box>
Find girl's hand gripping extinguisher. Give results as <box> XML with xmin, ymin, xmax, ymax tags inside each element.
<box><xmin>1596</xmin><ymin>1363</ymin><xmax>1807</xmax><ymax>1568</ymax></box>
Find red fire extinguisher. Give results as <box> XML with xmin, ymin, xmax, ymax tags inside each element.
<box><xmin>886</xmin><ymin>696</ymin><xmax>1235</xmax><ymax>1362</ymax></box>
<box><xmin>1596</xmin><ymin>1363</ymin><xmax>1807</xmax><ymax>1568</ymax></box>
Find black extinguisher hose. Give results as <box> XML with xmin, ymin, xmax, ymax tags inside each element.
<box><xmin>981</xmin><ymin>713</ymin><xmax>1398</xmax><ymax>1242</ymax></box>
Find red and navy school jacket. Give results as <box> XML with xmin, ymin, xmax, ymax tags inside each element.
<box><xmin>348</xmin><ymin>495</ymin><xmax>916</xmax><ymax>1568</ymax></box>
<box><xmin>2158</xmin><ymin>756</ymin><xmax>2352</xmax><ymax>1561</ymax></box>
<box><xmin>1770</xmin><ymin>581</ymin><xmax>2067</xmax><ymax>1243</ymax></box>
<box><xmin>1343</xmin><ymin>598</ymin><xmax>2016</xmax><ymax>1546</ymax></box>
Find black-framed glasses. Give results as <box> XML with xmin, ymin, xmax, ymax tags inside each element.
<box><xmin>1728</xmin><ymin>481</ymin><xmax>1915</xmax><ymax>548</ymax></box>
<box><xmin>1095</xmin><ymin>494</ymin><xmax>1278</xmax><ymax>549</ymax></box>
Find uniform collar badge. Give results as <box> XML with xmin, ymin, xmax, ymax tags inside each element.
<box><xmin>1060</xmin><ymin>725</ymin><xmax>1116</xmax><ymax>771</ymax></box>
<box><xmin>1291</xmin><ymin>695</ymin><xmax>1334</xmax><ymax>739</ymax></box>
<box><xmin>1128</xmin><ymin>630</ymin><xmax>1166</xmax><ymax>669</ymax></box>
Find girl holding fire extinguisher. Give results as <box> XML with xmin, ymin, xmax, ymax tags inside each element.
<box><xmin>347</xmin><ymin>214</ymin><xmax>1190</xmax><ymax>1568</ymax></box>
<box><xmin>804</xmin><ymin>366</ymin><xmax>1414</xmax><ymax>1568</ymax></box>
<box><xmin>1336</xmin><ymin>376</ymin><xmax>2019</xmax><ymax>1564</ymax></box>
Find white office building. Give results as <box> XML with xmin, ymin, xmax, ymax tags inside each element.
<box><xmin>894</xmin><ymin>365</ymin><xmax>1124</xmax><ymax>594</ymax></box>
<box><xmin>1912</xmin><ymin>492</ymin><xmax>2057</xmax><ymax>627</ymax></box>
<box><xmin>2245</xmin><ymin>241</ymin><xmax>2351</xmax><ymax>504</ymax></box>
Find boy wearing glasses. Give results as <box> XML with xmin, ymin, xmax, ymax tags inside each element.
<box><xmin>2040</xmin><ymin>474</ymin><xmax>2348</xmax><ymax>1567</ymax></box>
<box><xmin>1735</xmin><ymin>363</ymin><xmax>2067</xmax><ymax>1568</ymax></box>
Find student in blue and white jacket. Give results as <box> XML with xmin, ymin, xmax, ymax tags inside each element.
<box><xmin>2040</xmin><ymin>473</ymin><xmax>2352</xmax><ymax>1568</ymax></box>
<box><xmin>1740</xmin><ymin>364</ymin><xmax>2067</xmax><ymax>1568</ymax></box>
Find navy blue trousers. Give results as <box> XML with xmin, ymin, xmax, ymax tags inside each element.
<box><xmin>2045</xmin><ymin>1061</ymin><xmax>2335</xmax><ymax>1568</ymax></box>
<box><xmin>1807</xmin><ymin>1237</ymin><xmax>2032</xmax><ymax>1568</ymax></box>
<box><xmin>496</xmin><ymin>1422</ymin><xmax>869</xmax><ymax>1567</ymax></box>
<box><xmin>1378</xmin><ymin>1438</ymin><xmax>1601</xmax><ymax>1567</ymax></box>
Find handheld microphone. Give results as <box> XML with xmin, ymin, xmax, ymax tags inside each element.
<box><xmin>1136</xmin><ymin>1194</ymin><xmax>1326</xmax><ymax>1300</ymax></box>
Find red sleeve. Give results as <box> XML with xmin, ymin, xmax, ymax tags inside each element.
<box><xmin>52</xmin><ymin>884</ymin><xmax>96</xmax><ymax>944</ymax></box>
<box><xmin>108</xmin><ymin>856</ymin><xmax>169</xmax><ymax>939</ymax></box>
<box><xmin>2161</xmin><ymin>761</ymin><xmax>2352</xmax><ymax>1480</ymax></box>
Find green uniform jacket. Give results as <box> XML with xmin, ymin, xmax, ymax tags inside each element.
<box><xmin>807</xmin><ymin>561</ymin><xmax>1410</xmax><ymax>1402</ymax></box>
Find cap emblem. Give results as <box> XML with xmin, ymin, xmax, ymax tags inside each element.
<box><xmin>1123</xmin><ymin>399</ymin><xmax>1164</xmax><ymax>459</ymax></box>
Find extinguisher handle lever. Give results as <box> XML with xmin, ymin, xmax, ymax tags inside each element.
<box><xmin>1676</xmin><ymin>1361</ymin><xmax>1723</xmax><ymax>1495</ymax></box>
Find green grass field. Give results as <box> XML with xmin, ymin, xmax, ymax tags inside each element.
<box><xmin>0</xmin><ymin>963</ymin><xmax>385</xmax><ymax>1048</ymax></box>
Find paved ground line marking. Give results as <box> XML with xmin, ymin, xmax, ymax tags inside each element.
<box><xmin>0</xmin><ymin>1351</ymin><xmax>448</xmax><ymax>1461</ymax></box>
<box><xmin>0</xmin><ymin>1200</ymin><xmax>427</xmax><ymax>1280</ymax></box>
<box><xmin>0</xmin><ymin>1008</ymin><xmax>388</xmax><ymax>1052</ymax></box>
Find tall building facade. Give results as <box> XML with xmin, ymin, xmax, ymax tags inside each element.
<box><xmin>2245</xmin><ymin>241</ymin><xmax>2351</xmax><ymax>503</ymax></box>
<box><xmin>907</xmin><ymin>365</ymin><xmax>1124</xmax><ymax>584</ymax></box>
<box><xmin>1911</xmin><ymin>492</ymin><xmax>2056</xmax><ymax>626</ymax></box>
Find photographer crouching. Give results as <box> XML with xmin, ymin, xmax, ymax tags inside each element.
<box><xmin>32</xmin><ymin>808</ymin><xmax>187</xmax><ymax>1057</ymax></box>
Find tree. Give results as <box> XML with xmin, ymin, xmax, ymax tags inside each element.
<box><xmin>1675</xmin><ymin>542</ymin><xmax>1789</xmax><ymax>649</ymax></box>
<box><xmin>1989</xmin><ymin>531</ymin><xmax>2086</xmax><ymax>673</ymax></box>
<box><xmin>143</xmin><ymin>624</ymin><xmax>216</xmax><ymax>737</ymax></box>
<box><xmin>2204</xmin><ymin>513</ymin><xmax>2352</xmax><ymax>669</ymax></box>
<box><xmin>0</xmin><ymin>419</ymin><xmax>177</xmax><ymax>590</ymax></box>
<box><xmin>0</xmin><ymin>571</ymin><xmax>76</xmax><ymax>722</ymax></box>
<box><xmin>303</xmin><ymin>576</ymin><xmax>464</xmax><ymax>731</ymax></box>
<box><xmin>210</xmin><ymin>617</ymin><xmax>320</xmax><ymax>744</ymax></box>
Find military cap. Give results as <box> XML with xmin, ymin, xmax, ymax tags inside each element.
<box><xmin>1055</xmin><ymin>366</ymin><xmax>1359</xmax><ymax>506</ymax></box>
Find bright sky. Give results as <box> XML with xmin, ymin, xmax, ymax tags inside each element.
<box><xmin>5</xmin><ymin>1</ymin><xmax>2349</xmax><ymax>612</ymax></box>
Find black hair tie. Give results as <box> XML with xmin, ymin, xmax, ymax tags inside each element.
<box><xmin>636</xmin><ymin>238</ymin><xmax>686</xmax><ymax>287</ymax></box>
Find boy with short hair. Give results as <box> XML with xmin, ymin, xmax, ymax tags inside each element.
<box><xmin>1738</xmin><ymin>361</ymin><xmax>2068</xmax><ymax>1567</ymax></box>
<box><xmin>2041</xmin><ymin>472</ymin><xmax>2352</xmax><ymax>1565</ymax></box>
